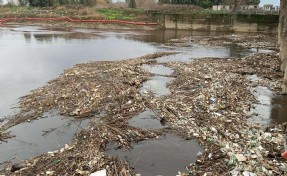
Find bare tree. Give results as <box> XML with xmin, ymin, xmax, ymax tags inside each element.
<box><xmin>135</xmin><ymin>0</ymin><xmax>157</xmax><ymax>9</ymax></box>
<box><xmin>279</xmin><ymin>0</ymin><xmax>287</xmax><ymax>93</ymax></box>
<box><xmin>233</xmin><ymin>0</ymin><xmax>243</xmax><ymax>11</ymax></box>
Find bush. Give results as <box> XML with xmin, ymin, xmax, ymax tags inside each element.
<box><xmin>27</xmin><ymin>0</ymin><xmax>97</xmax><ymax>7</ymax></box>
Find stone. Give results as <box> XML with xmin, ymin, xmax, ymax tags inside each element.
<box><xmin>235</xmin><ymin>154</ymin><xmax>246</xmax><ymax>162</ymax></box>
<box><xmin>11</xmin><ymin>163</ymin><xmax>27</xmax><ymax>172</ymax></box>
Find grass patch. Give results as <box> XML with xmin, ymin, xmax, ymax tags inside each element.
<box><xmin>97</xmin><ymin>8</ymin><xmax>136</xmax><ymax>20</ymax></box>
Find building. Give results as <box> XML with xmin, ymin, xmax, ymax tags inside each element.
<box><xmin>213</xmin><ymin>4</ymin><xmax>259</xmax><ymax>11</ymax></box>
<box><xmin>212</xmin><ymin>5</ymin><xmax>231</xmax><ymax>11</ymax></box>
<box><xmin>262</xmin><ymin>4</ymin><xmax>274</xmax><ymax>11</ymax></box>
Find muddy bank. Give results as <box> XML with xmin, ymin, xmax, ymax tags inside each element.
<box><xmin>3</xmin><ymin>21</ymin><xmax>162</xmax><ymax>30</ymax></box>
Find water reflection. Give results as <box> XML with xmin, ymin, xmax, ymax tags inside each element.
<box><xmin>0</xmin><ymin>25</ymin><xmax>269</xmax><ymax>118</ymax></box>
<box><xmin>141</xmin><ymin>64</ymin><xmax>174</xmax><ymax>76</ymax></box>
<box><xmin>270</xmin><ymin>95</ymin><xmax>287</xmax><ymax>124</ymax></box>
<box><xmin>107</xmin><ymin>134</ymin><xmax>203</xmax><ymax>175</ymax></box>
<box><xmin>129</xmin><ymin>110</ymin><xmax>167</xmax><ymax>130</ymax></box>
<box><xmin>135</xmin><ymin>29</ymin><xmax>233</xmax><ymax>44</ymax></box>
<box><xmin>0</xmin><ymin>112</ymin><xmax>90</xmax><ymax>164</ymax></box>
<box><xmin>0</xmin><ymin>27</ymin><xmax>158</xmax><ymax>117</ymax></box>
<box><xmin>23</xmin><ymin>33</ymin><xmax>32</xmax><ymax>42</ymax></box>
<box><xmin>0</xmin><ymin>25</ymin><xmax>284</xmax><ymax>168</ymax></box>
<box><xmin>140</xmin><ymin>76</ymin><xmax>174</xmax><ymax>97</ymax></box>
<box><xmin>33</xmin><ymin>32</ymin><xmax>101</xmax><ymax>42</ymax></box>
<box><xmin>248</xmin><ymin>86</ymin><xmax>287</xmax><ymax>125</ymax></box>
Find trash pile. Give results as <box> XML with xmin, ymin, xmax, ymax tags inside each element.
<box><xmin>0</xmin><ymin>53</ymin><xmax>174</xmax><ymax>175</ymax></box>
<box><xmin>146</xmin><ymin>52</ymin><xmax>285</xmax><ymax>175</ymax></box>
<box><xmin>167</xmin><ymin>34</ymin><xmax>278</xmax><ymax>51</ymax></box>
<box><xmin>1</xmin><ymin>52</ymin><xmax>174</xmax><ymax>131</ymax></box>
<box><xmin>0</xmin><ymin>33</ymin><xmax>285</xmax><ymax>175</ymax></box>
<box><xmin>0</xmin><ymin>128</ymin><xmax>12</xmax><ymax>142</ymax></box>
<box><xmin>196</xmin><ymin>34</ymin><xmax>278</xmax><ymax>51</ymax></box>
<box><xmin>1</xmin><ymin>117</ymin><xmax>160</xmax><ymax>175</ymax></box>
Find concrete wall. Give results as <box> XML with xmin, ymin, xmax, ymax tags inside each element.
<box><xmin>279</xmin><ymin>0</ymin><xmax>287</xmax><ymax>93</ymax></box>
<box><xmin>153</xmin><ymin>13</ymin><xmax>278</xmax><ymax>33</ymax></box>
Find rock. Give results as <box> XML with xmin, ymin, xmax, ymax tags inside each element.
<box><xmin>242</xmin><ymin>171</ymin><xmax>257</xmax><ymax>176</ymax></box>
<box><xmin>11</xmin><ymin>163</ymin><xmax>27</xmax><ymax>172</ymax></box>
<box><xmin>280</xmin><ymin>163</ymin><xmax>287</xmax><ymax>172</ymax></box>
<box><xmin>235</xmin><ymin>154</ymin><xmax>246</xmax><ymax>162</ymax></box>
<box><xmin>263</xmin><ymin>132</ymin><xmax>272</xmax><ymax>138</ymax></box>
<box><xmin>46</xmin><ymin>171</ymin><xmax>55</xmax><ymax>175</ymax></box>
<box><xmin>90</xmin><ymin>169</ymin><xmax>107</xmax><ymax>176</ymax></box>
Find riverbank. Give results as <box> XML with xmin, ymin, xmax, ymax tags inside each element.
<box><xmin>1</xmin><ymin>30</ymin><xmax>286</xmax><ymax>175</ymax></box>
<box><xmin>0</xmin><ymin>6</ymin><xmax>279</xmax><ymax>32</ymax></box>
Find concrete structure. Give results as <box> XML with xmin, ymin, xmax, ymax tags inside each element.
<box><xmin>212</xmin><ymin>5</ymin><xmax>231</xmax><ymax>11</ymax></box>
<box><xmin>151</xmin><ymin>13</ymin><xmax>278</xmax><ymax>33</ymax></box>
<box><xmin>263</xmin><ymin>4</ymin><xmax>275</xmax><ymax>11</ymax></box>
<box><xmin>0</xmin><ymin>0</ymin><xmax>18</xmax><ymax>5</ymax></box>
<box><xmin>213</xmin><ymin>5</ymin><xmax>258</xmax><ymax>11</ymax></box>
<box><xmin>279</xmin><ymin>0</ymin><xmax>287</xmax><ymax>93</ymax></box>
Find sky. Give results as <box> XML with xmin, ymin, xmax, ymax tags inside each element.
<box><xmin>259</xmin><ymin>0</ymin><xmax>280</xmax><ymax>6</ymax></box>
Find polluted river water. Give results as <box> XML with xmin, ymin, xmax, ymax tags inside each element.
<box><xmin>0</xmin><ymin>25</ymin><xmax>287</xmax><ymax>173</ymax></box>
<box><xmin>107</xmin><ymin>134</ymin><xmax>203</xmax><ymax>176</ymax></box>
<box><xmin>118</xmin><ymin>63</ymin><xmax>203</xmax><ymax>175</ymax></box>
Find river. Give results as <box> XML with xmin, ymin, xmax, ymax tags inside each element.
<box><xmin>0</xmin><ymin>25</ymin><xmax>285</xmax><ymax>168</ymax></box>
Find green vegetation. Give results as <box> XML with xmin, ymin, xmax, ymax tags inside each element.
<box><xmin>14</xmin><ymin>0</ymin><xmax>98</xmax><ymax>7</ymax></box>
<box><xmin>97</xmin><ymin>8</ymin><xmax>142</xmax><ymax>20</ymax></box>
<box><xmin>127</xmin><ymin>0</ymin><xmax>136</xmax><ymax>8</ymax></box>
<box><xmin>0</xmin><ymin>6</ymin><xmax>146</xmax><ymax>21</ymax></box>
<box><xmin>158</xmin><ymin>0</ymin><xmax>224</xmax><ymax>8</ymax></box>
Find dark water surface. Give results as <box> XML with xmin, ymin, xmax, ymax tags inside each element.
<box><xmin>129</xmin><ymin>110</ymin><xmax>167</xmax><ymax>130</ymax></box>
<box><xmin>108</xmin><ymin>134</ymin><xmax>203</xmax><ymax>176</ymax></box>
<box><xmin>0</xmin><ymin>112</ymin><xmax>89</xmax><ymax>164</ymax></box>
<box><xmin>0</xmin><ymin>25</ymin><xmax>286</xmax><ymax>166</ymax></box>
<box><xmin>248</xmin><ymin>85</ymin><xmax>287</xmax><ymax>125</ymax></box>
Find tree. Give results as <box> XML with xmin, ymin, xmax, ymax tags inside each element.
<box><xmin>18</xmin><ymin>0</ymin><xmax>29</xmax><ymax>6</ymax></box>
<box><xmin>158</xmin><ymin>0</ymin><xmax>223</xmax><ymax>7</ymax></box>
<box><xmin>223</xmin><ymin>0</ymin><xmax>260</xmax><ymax>5</ymax></box>
<box><xmin>127</xmin><ymin>0</ymin><xmax>136</xmax><ymax>8</ymax></box>
<box><xmin>233</xmin><ymin>0</ymin><xmax>242</xmax><ymax>11</ymax></box>
<box><xmin>244</xmin><ymin>0</ymin><xmax>260</xmax><ymax>5</ymax></box>
<box><xmin>279</xmin><ymin>0</ymin><xmax>287</xmax><ymax>93</ymax></box>
<box><xmin>27</xmin><ymin>0</ymin><xmax>97</xmax><ymax>6</ymax></box>
<box><xmin>159</xmin><ymin>0</ymin><xmax>170</xmax><ymax>4</ymax></box>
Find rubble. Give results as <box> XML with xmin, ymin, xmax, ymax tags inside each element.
<box><xmin>0</xmin><ymin>33</ymin><xmax>285</xmax><ymax>175</ymax></box>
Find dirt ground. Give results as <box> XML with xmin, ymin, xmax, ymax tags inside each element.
<box><xmin>0</xmin><ymin>32</ymin><xmax>286</xmax><ymax>175</ymax></box>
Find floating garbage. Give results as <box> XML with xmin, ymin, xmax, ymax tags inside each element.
<box><xmin>90</xmin><ymin>169</ymin><xmax>107</xmax><ymax>176</ymax></box>
<box><xmin>0</xmin><ymin>33</ymin><xmax>285</xmax><ymax>175</ymax></box>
